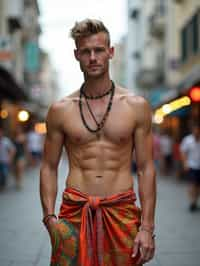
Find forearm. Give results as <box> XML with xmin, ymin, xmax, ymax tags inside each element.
<box><xmin>40</xmin><ymin>164</ymin><xmax>58</xmax><ymax>217</ymax></box>
<box><xmin>137</xmin><ymin>163</ymin><xmax>156</xmax><ymax>229</ymax></box>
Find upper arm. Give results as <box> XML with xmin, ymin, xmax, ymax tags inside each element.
<box><xmin>133</xmin><ymin>98</ymin><xmax>154</xmax><ymax>170</ymax></box>
<box><xmin>42</xmin><ymin>104</ymin><xmax>64</xmax><ymax>169</ymax></box>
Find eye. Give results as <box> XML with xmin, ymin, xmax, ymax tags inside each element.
<box><xmin>80</xmin><ymin>49</ymin><xmax>90</xmax><ymax>56</ymax></box>
<box><xmin>95</xmin><ymin>47</ymin><xmax>105</xmax><ymax>53</ymax></box>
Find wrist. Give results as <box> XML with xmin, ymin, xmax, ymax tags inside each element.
<box><xmin>42</xmin><ymin>214</ymin><xmax>57</xmax><ymax>226</ymax></box>
<box><xmin>139</xmin><ymin>224</ymin><xmax>156</xmax><ymax>239</ymax></box>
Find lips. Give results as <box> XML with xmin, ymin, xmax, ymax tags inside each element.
<box><xmin>89</xmin><ymin>65</ymin><xmax>100</xmax><ymax>68</ymax></box>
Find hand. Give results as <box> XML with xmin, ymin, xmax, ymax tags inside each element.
<box><xmin>132</xmin><ymin>230</ymin><xmax>155</xmax><ymax>265</ymax></box>
<box><xmin>45</xmin><ymin>216</ymin><xmax>58</xmax><ymax>235</ymax></box>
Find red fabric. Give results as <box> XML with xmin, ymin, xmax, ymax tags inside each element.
<box><xmin>58</xmin><ymin>187</ymin><xmax>141</xmax><ymax>266</ymax></box>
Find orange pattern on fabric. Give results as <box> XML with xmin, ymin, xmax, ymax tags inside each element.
<box><xmin>55</xmin><ymin>187</ymin><xmax>141</xmax><ymax>266</ymax></box>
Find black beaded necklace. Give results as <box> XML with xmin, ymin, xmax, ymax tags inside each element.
<box><xmin>82</xmin><ymin>85</ymin><xmax>113</xmax><ymax>100</ymax></box>
<box><xmin>79</xmin><ymin>80</ymin><xmax>115</xmax><ymax>134</ymax></box>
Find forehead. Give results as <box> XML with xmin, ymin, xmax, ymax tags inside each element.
<box><xmin>76</xmin><ymin>32</ymin><xmax>109</xmax><ymax>49</ymax></box>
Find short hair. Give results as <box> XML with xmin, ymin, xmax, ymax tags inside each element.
<box><xmin>70</xmin><ymin>18</ymin><xmax>111</xmax><ymax>46</ymax></box>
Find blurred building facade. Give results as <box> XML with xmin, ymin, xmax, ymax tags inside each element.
<box><xmin>0</xmin><ymin>0</ymin><xmax>59</xmax><ymax>135</ymax></box>
<box><xmin>127</xmin><ymin>0</ymin><xmax>200</xmax><ymax>137</ymax></box>
<box><xmin>110</xmin><ymin>37</ymin><xmax>126</xmax><ymax>87</ymax></box>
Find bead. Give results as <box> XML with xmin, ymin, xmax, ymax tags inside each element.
<box><xmin>79</xmin><ymin>81</ymin><xmax>115</xmax><ymax>134</ymax></box>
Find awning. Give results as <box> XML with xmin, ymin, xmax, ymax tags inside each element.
<box><xmin>147</xmin><ymin>87</ymin><xmax>179</xmax><ymax>109</ymax></box>
<box><xmin>0</xmin><ymin>66</ymin><xmax>28</xmax><ymax>101</ymax></box>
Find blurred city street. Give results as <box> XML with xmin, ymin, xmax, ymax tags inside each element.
<box><xmin>0</xmin><ymin>2</ymin><xmax>200</xmax><ymax>266</ymax></box>
<box><xmin>0</xmin><ymin>159</ymin><xmax>200</xmax><ymax>266</ymax></box>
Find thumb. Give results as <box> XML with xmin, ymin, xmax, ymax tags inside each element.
<box><xmin>132</xmin><ymin>241</ymin><xmax>139</xmax><ymax>257</ymax></box>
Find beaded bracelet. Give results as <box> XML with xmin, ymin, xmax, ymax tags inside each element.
<box><xmin>42</xmin><ymin>214</ymin><xmax>57</xmax><ymax>225</ymax></box>
<box><xmin>139</xmin><ymin>225</ymin><xmax>156</xmax><ymax>239</ymax></box>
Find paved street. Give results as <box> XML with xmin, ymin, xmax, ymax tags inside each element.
<box><xmin>0</xmin><ymin>159</ymin><xmax>200</xmax><ymax>266</ymax></box>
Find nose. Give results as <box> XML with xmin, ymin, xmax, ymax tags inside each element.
<box><xmin>90</xmin><ymin>50</ymin><xmax>96</xmax><ymax>61</ymax></box>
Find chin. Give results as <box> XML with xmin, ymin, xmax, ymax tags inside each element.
<box><xmin>86</xmin><ymin>70</ymin><xmax>104</xmax><ymax>78</ymax></box>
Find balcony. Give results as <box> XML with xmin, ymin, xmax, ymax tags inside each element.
<box><xmin>136</xmin><ymin>67</ymin><xmax>164</xmax><ymax>89</ymax></box>
<box><xmin>149</xmin><ymin>8</ymin><xmax>165</xmax><ymax>38</ymax></box>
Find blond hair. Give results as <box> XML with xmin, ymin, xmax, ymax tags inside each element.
<box><xmin>70</xmin><ymin>18</ymin><xmax>110</xmax><ymax>46</ymax></box>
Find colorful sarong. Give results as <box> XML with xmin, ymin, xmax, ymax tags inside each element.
<box><xmin>50</xmin><ymin>187</ymin><xmax>141</xmax><ymax>266</ymax></box>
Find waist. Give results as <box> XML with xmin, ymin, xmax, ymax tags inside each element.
<box><xmin>64</xmin><ymin>186</ymin><xmax>135</xmax><ymax>199</ymax></box>
<box><xmin>59</xmin><ymin>186</ymin><xmax>137</xmax><ymax>218</ymax></box>
<box><xmin>66</xmin><ymin>171</ymin><xmax>134</xmax><ymax>197</ymax></box>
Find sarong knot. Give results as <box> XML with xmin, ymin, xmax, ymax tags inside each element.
<box><xmin>88</xmin><ymin>196</ymin><xmax>100</xmax><ymax>210</ymax></box>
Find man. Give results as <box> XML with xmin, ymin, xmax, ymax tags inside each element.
<box><xmin>180</xmin><ymin>123</ymin><xmax>200</xmax><ymax>212</ymax></box>
<box><xmin>40</xmin><ymin>19</ymin><xmax>156</xmax><ymax>266</ymax></box>
<box><xmin>0</xmin><ymin>126</ymin><xmax>16</xmax><ymax>190</ymax></box>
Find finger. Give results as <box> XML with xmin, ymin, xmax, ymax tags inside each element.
<box><xmin>143</xmin><ymin>247</ymin><xmax>155</xmax><ymax>263</ymax></box>
<box><xmin>140</xmin><ymin>245</ymin><xmax>149</xmax><ymax>260</ymax></box>
<box><xmin>132</xmin><ymin>241</ymin><xmax>139</xmax><ymax>257</ymax></box>
<box><xmin>135</xmin><ymin>256</ymin><xmax>143</xmax><ymax>266</ymax></box>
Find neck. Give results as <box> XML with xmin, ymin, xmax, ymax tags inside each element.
<box><xmin>83</xmin><ymin>75</ymin><xmax>112</xmax><ymax>97</ymax></box>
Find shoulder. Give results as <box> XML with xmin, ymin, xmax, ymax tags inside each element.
<box><xmin>182</xmin><ymin>134</ymin><xmax>193</xmax><ymax>143</ymax></box>
<box><xmin>116</xmin><ymin>86</ymin><xmax>151</xmax><ymax>111</ymax></box>
<box><xmin>4</xmin><ymin>137</ymin><xmax>14</xmax><ymax>147</ymax></box>
<box><xmin>117</xmin><ymin>87</ymin><xmax>152</xmax><ymax>126</ymax></box>
<box><xmin>47</xmin><ymin>90</ymin><xmax>80</xmax><ymax>119</ymax></box>
<box><xmin>181</xmin><ymin>134</ymin><xmax>193</xmax><ymax>149</ymax></box>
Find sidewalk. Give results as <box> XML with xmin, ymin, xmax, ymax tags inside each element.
<box><xmin>0</xmin><ymin>161</ymin><xmax>200</xmax><ymax>266</ymax></box>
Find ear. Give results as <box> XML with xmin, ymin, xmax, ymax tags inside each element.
<box><xmin>74</xmin><ymin>49</ymin><xmax>79</xmax><ymax>61</ymax></box>
<box><xmin>109</xmin><ymin>46</ymin><xmax>114</xmax><ymax>59</ymax></box>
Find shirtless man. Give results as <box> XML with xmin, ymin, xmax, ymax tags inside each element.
<box><xmin>40</xmin><ymin>19</ymin><xmax>156</xmax><ymax>266</ymax></box>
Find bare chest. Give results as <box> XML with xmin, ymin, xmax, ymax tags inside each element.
<box><xmin>63</xmin><ymin>99</ymin><xmax>136</xmax><ymax>145</ymax></box>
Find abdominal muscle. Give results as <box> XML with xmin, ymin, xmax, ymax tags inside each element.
<box><xmin>65</xmin><ymin>140</ymin><xmax>135</xmax><ymax>197</ymax></box>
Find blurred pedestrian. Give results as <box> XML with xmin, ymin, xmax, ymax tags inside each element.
<box><xmin>13</xmin><ymin>126</ymin><xmax>26</xmax><ymax>189</ymax></box>
<box><xmin>160</xmin><ymin>131</ymin><xmax>173</xmax><ymax>176</ymax></box>
<box><xmin>0</xmin><ymin>126</ymin><xmax>16</xmax><ymax>190</ymax></box>
<box><xmin>173</xmin><ymin>135</ymin><xmax>182</xmax><ymax>180</ymax></box>
<box><xmin>180</xmin><ymin>123</ymin><xmax>200</xmax><ymax>212</ymax></box>
<box><xmin>27</xmin><ymin>125</ymin><xmax>43</xmax><ymax>167</ymax></box>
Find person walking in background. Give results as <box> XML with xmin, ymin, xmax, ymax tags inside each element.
<box><xmin>27</xmin><ymin>125</ymin><xmax>43</xmax><ymax>167</ymax></box>
<box><xmin>180</xmin><ymin>123</ymin><xmax>200</xmax><ymax>212</ymax></box>
<box><xmin>0</xmin><ymin>126</ymin><xmax>16</xmax><ymax>190</ymax></box>
<box><xmin>173</xmin><ymin>135</ymin><xmax>182</xmax><ymax>180</ymax></box>
<box><xmin>13</xmin><ymin>126</ymin><xmax>26</xmax><ymax>189</ymax></box>
<box><xmin>160</xmin><ymin>131</ymin><xmax>173</xmax><ymax>176</ymax></box>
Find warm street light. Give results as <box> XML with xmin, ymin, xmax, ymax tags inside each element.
<box><xmin>189</xmin><ymin>87</ymin><xmax>200</xmax><ymax>102</ymax></box>
<box><xmin>0</xmin><ymin>109</ymin><xmax>8</xmax><ymax>119</ymax></box>
<box><xmin>35</xmin><ymin>122</ymin><xmax>47</xmax><ymax>134</ymax></box>
<box><xmin>18</xmin><ymin>110</ymin><xmax>30</xmax><ymax>122</ymax></box>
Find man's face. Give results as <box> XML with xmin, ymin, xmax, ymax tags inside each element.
<box><xmin>74</xmin><ymin>32</ymin><xmax>114</xmax><ymax>78</ymax></box>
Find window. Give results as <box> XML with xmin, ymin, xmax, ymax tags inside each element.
<box><xmin>181</xmin><ymin>11</ymin><xmax>200</xmax><ymax>63</ymax></box>
<box><xmin>192</xmin><ymin>13</ymin><xmax>199</xmax><ymax>53</ymax></box>
<box><xmin>181</xmin><ymin>27</ymin><xmax>187</xmax><ymax>62</ymax></box>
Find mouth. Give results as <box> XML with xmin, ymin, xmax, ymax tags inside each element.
<box><xmin>88</xmin><ymin>65</ymin><xmax>101</xmax><ymax>69</ymax></box>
